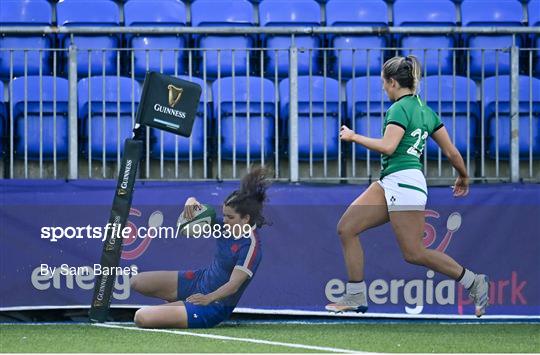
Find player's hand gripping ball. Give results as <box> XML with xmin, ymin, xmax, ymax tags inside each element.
<box><xmin>177</xmin><ymin>203</ymin><xmax>216</xmax><ymax>237</ymax></box>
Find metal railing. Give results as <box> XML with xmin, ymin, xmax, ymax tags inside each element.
<box><xmin>0</xmin><ymin>26</ymin><xmax>538</xmax><ymax>183</ymax></box>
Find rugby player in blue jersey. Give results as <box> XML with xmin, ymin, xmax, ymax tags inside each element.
<box><xmin>131</xmin><ymin>168</ymin><xmax>269</xmax><ymax>328</ymax></box>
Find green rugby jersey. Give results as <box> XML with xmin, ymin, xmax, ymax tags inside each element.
<box><xmin>380</xmin><ymin>94</ymin><xmax>443</xmax><ymax>179</ymax></box>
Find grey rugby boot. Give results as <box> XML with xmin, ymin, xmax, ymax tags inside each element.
<box><xmin>325</xmin><ymin>292</ymin><xmax>368</xmax><ymax>313</ymax></box>
<box><xmin>468</xmin><ymin>274</ymin><xmax>490</xmax><ymax>317</ymax></box>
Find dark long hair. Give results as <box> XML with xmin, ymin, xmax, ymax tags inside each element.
<box><xmin>224</xmin><ymin>167</ymin><xmax>271</xmax><ymax>228</ymax></box>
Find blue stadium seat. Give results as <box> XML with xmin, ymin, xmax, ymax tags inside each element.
<box><xmin>483</xmin><ymin>75</ymin><xmax>540</xmax><ymax>158</ymax></box>
<box><xmin>280</xmin><ymin>76</ymin><xmax>341</xmax><ymax>160</ymax></box>
<box><xmin>346</xmin><ymin>76</ymin><xmax>391</xmax><ymax>159</ymax></box>
<box><xmin>212</xmin><ymin>77</ymin><xmax>276</xmax><ymax>160</ymax></box>
<box><xmin>124</xmin><ymin>0</ymin><xmax>187</xmax><ymax>78</ymax></box>
<box><xmin>152</xmin><ymin>76</ymin><xmax>208</xmax><ymax>160</ymax></box>
<box><xmin>530</xmin><ymin>0</ymin><xmax>540</xmax><ymax>26</ymax></box>
<box><xmin>0</xmin><ymin>81</ymin><xmax>4</xmax><ymax>113</ymax></box>
<box><xmin>254</xmin><ymin>0</ymin><xmax>327</xmax><ymax>2</ymax></box>
<box><xmin>0</xmin><ymin>81</ymin><xmax>5</xmax><ymax>151</ymax></box>
<box><xmin>326</xmin><ymin>0</ymin><xmax>388</xmax><ymax>77</ymax></box>
<box><xmin>419</xmin><ymin>76</ymin><xmax>479</xmax><ymax>158</ymax></box>
<box><xmin>10</xmin><ymin>76</ymin><xmax>69</xmax><ymax>159</ymax></box>
<box><xmin>0</xmin><ymin>0</ymin><xmax>53</xmax><ymax>78</ymax></box>
<box><xmin>462</xmin><ymin>0</ymin><xmax>524</xmax><ymax>76</ymax></box>
<box><xmin>191</xmin><ymin>0</ymin><xmax>255</xmax><ymax>77</ymax></box>
<box><xmin>394</xmin><ymin>0</ymin><xmax>457</xmax><ymax>75</ymax></box>
<box><xmin>529</xmin><ymin>0</ymin><xmax>540</xmax><ymax>73</ymax></box>
<box><xmin>260</xmin><ymin>0</ymin><xmax>321</xmax><ymax>76</ymax></box>
<box><xmin>78</xmin><ymin>77</ymin><xmax>141</xmax><ymax>159</ymax></box>
<box><xmin>57</xmin><ymin>0</ymin><xmax>121</xmax><ymax>76</ymax></box>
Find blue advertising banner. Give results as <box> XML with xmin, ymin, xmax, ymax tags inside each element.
<box><xmin>1</xmin><ymin>180</ymin><xmax>539</xmax><ymax>318</ymax></box>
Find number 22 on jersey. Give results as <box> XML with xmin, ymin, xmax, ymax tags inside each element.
<box><xmin>407</xmin><ymin>128</ymin><xmax>428</xmax><ymax>158</ymax></box>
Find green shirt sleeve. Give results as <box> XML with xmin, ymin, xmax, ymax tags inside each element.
<box><xmin>430</xmin><ymin>109</ymin><xmax>444</xmax><ymax>136</ymax></box>
<box><xmin>386</xmin><ymin>105</ymin><xmax>409</xmax><ymax>131</ymax></box>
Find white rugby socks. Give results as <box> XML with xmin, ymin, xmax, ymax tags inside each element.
<box><xmin>347</xmin><ymin>269</ymin><xmax>477</xmax><ymax>294</ymax></box>
<box><xmin>346</xmin><ymin>281</ymin><xmax>366</xmax><ymax>295</ymax></box>
<box><xmin>457</xmin><ymin>267</ymin><xmax>476</xmax><ymax>289</ymax></box>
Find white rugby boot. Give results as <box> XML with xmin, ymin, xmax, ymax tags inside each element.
<box><xmin>468</xmin><ymin>274</ymin><xmax>490</xmax><ymax>317</ymax></box>
<box><xmin>326</xmin><ymin>292</ymin><xmax>368</xmax><ymax>313</ymax></box>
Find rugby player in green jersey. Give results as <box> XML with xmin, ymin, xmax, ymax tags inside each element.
<box><xmin>326</xmin><ymin>56</ymin><xmax>489</xmax><ymax>317</ymax></box>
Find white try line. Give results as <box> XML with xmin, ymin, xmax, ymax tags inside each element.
<box><xmin>2</xmin><ymin>305</ymin><xmax>539</xmax><ymax>321</ymax></box>
<box><xmin>93</xmin><ymin>323</ymin><xmax>372</xmax><ymax>354</ymax></box>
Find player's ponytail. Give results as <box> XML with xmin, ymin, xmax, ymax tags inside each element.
<box><xmin>240</xmin><ymin>166</ymin><xmax>270</xmax><ymax>204</ymax></box>
<box><xmin>225</xmin><ymin>167</ymin><xmax>271</xmax><ymax>228</ymax></box>
<box><xmin>382</xmin><ymin>55</ymin><xmax>422</xmax><ymax>94</ymax></box>
<box><xmin>407</xmin><ymin>55</ymin><xmax>422</xmax><ymax>94</ymax></box>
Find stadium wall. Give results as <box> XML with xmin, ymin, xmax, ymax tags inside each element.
<box><xmin>1</xmin><ymin>179</ymin><xmax>538</xmax><ymax>318</ymax></box>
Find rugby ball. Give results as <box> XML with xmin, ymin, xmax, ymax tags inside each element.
<box><xmin>176</xmin><ymin>204</ymin><xmax>216</xmax><ymax>237</ymax></box>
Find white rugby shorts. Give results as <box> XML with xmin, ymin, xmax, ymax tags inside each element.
<box><xmin>377</xmin><ymin>169</ymin><xmax>428</xmax><ymax>212</ymax></box>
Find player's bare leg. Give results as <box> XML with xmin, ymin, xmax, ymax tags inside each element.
<box><xmin>389</xmin><ymin>211</ymin><xmax>462</xmax><ymax>277</ymax></box>
<box><xmin>130</xmin><ymin>271</ymin><xmax>178</xmax><ymax>302</ymax></box>
<box><xmin>326</xmin><ymin>182</ymin><xmax>389</xmax><ymax>313</ymax></box>
<box><xmin>134</xmin><ymin>301</ymin><xmax>189</xmax><ymax>328</ymax></box>
<box><xmin>390</xmin><ymin>210</ymin><xmax>489</xmax><ymax>317</ymax></box>
<box><xmin>338</xmin><ymin>182</ymin><xmax>389</xmax><ymax>282</ymax></box>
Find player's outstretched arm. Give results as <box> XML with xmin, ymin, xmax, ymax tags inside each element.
<box><xmin>431</xmin><ymin>126</ymin><xmax>469</xmax><ymax>197</ymax></box>
<box><xmin>186</xmin><ymin>269</ymin><xmax>249</xmax><ymax>306</ymax></box>
<box><xmin>339</xmin><ymin>124</ymin><xmax>405</xmax><ymax>155</ymax></box>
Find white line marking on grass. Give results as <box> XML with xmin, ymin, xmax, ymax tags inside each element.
<box><xmin>0</xmin><ymin>322</ymin><xmax>92</xmax><ymax>326</ymax></box>
<box><xmin>93</xmin><ymin>323</ymin><xmax>373</xmax><ymax>354</ymax></box>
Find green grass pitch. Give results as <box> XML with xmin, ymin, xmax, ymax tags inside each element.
<box><xmin>1</xmin><ymin>323</ymin><xmax>539</xmax><ymax>353</ymax></box>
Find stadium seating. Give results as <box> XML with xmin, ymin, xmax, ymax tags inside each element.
<box><xmin>212</xmin><ymin>77</ymin><xmax>276</xmax><ymax>160</ymax></box>
<box><xmin>483</xmin><ymin>75</ymin><xmax>540</xmax><ymax>158</ymax></box>
<box><xmin>346</xmin><ymin>76</ymin><xmax>390</xmax><ymax>159</ymax></box>
<box><xmin>10</xmin><ymin>76</ymin><xmax>69</xmax><ymax>159</ymax></box>
<box><xmin>57</xmin><ymin>0</ymin><xmax>121</xmax><ymax>76</ymax></box>
<box><xmin>326</xmin><ymin>0</ymin><xmax>388</xmax><ymax>77</ymax></box>
<box><xmin>0</xmin><ymin>0</ymin><xmax>53</xmax><ymax>78</ymax></box>
<box><xmin>152</xmin><ymin>76</ymin><xmax>208</xmax><ymax>160</ymax></box>
<box><xmin>462</xmin><ymin>0</ymin><xmax>524</xmax><ymax>76</ymax></box>
<box><xmin>529</xmin><ymin>0</ymin><xmax>540</xmax><ymax>73</ymax></box>
<box><xmin>420</xmin><ymin>76</ymin><xmax>479</xmax><ymax>158</ymax></box>
<box><xmin>77</xmin><ymin>76</ymin><xmax>141</xmax><ymax>159</ymax></box>
<box><xmin>124</xmin><ymin>0</ymin><xmax>187</xmax><ymax>78</ymax></box>
<box><xmin>260</xmin><ymin>0</ymin><xmax>322</xmax><ymax>76</ymax></box>
<box><xmin>279</xmin><ymin>76</ymin><xmax>341</xmax><ymax>160</ymax></box>
<box><xmin>1</xmin><ymin>0</ymin><xmax>537</xmax><ymax>178</ymax></box>
<box><xmin>191</xmin><ymin>0</ymin><xmax>255</xmax><ymax>77</ymax></box>
<box><xmin>393</xmin><ymin>0</ymin><xmax>457</xmax><ymax>75</ymax></box>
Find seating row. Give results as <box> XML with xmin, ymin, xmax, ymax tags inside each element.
<box><xmin>0</xmin><ymin>74</ymin><xmax>538</xmax><ymax>160</ymax></box>
<box><xmin>1</xmin><ymin>0</ymin><xmax>539</xmax><ymax>78</ymax></box>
